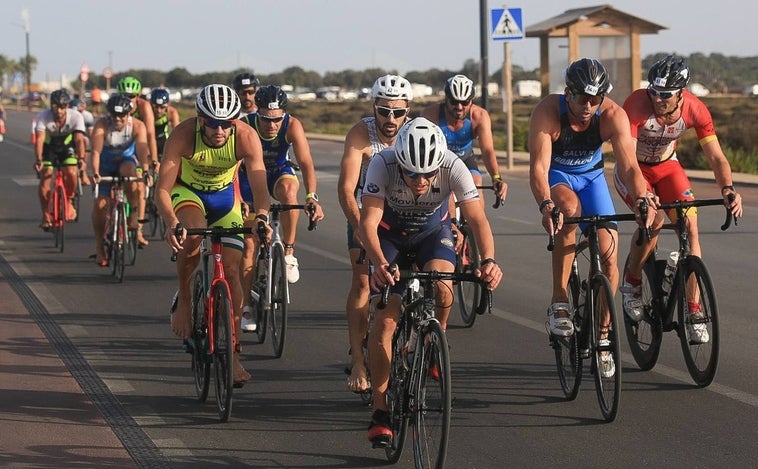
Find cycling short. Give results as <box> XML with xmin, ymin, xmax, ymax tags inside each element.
<box><xmin>239</xmin><ymin>164</ymin><xmax>297</xmax><ymax>206</ymax></box>
<box><xmin>42</xmin><ymin>146</ymin><xmax>78</xmax><ymax>167</ymax></box>
<box><xmin>614</xmin><ymin>158</ymin><xmax>696</xmax><ymax>221</ymax></box>
<box><xmin>371</xmin><ymin>223</ymin><xmax>456</xmax><ymax>297</ymax></box>
<box><xmin>171</xmin><ymin>181</ymin><xmax>245</xmax><ymax>250</ymax></box>
<box><xmin>460</xmin><ymin>153</ymin><xmax>482</xmax><ymax>178</ymax></box>
<box><xmin>549</xmin><ymin>166</ymin><xmax>617</xmax><ymax>232</ymax></box>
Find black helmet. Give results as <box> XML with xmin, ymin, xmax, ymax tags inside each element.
<box><xmin>50</xmin><ymin>89</ymin><xmax>71</xmax><ymax>108</ymax></box>
<box><xmin>254</xmin><ymin>85</ymin><xmax>288</xmax><ymax>110</ymax></box>
<box><xmin>648</xmin><ymin>55</ymin><xmax>690</xmax><ymax>89</ymax></box>
<box><xmin>69</xmin><ymin>98</ymin><xmax>82</xmax><ymax>108</ymax></box>
<box><xmin>150</xmin><ymin>88</ymin><xmax>171</xmax><ymax>105</ymax></box>
<box><xmin>565</xmin><ymin>58</ymin><xmax>612</xmax><ymax>96</ymax></box>
<box><xmin>232</xmin><ymin>72</ymin><xmax>259</xmax><ymax>91</ymax></box>
<box><xmin>106</xmin><ymin>93</ymin><xmax>134</xmax><ymax>115</ymax></box>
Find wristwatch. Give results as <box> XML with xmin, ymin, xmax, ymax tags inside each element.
<box><xmin>306</xmin><ymin>192</ymin><xmax>319</xmax><ymax>203</ymax></box>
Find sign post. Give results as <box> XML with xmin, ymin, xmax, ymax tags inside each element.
<box><xmin>79</xmin><ymin>61</ymin><xmax>90</xmax><ymax>99</ymax></box>
<box><xmin>102</xmin><ymin>66</ymin><xmax>113</xmax><ymax>92</ymax></box>
<box><xmin>490</xmin><ymin>7</ymin><xmax>523</xmax><ymax>170</ymax></box>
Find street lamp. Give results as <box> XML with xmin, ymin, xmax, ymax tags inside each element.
<box><xmin>21</xmin><ymin>9</ymin><xmax>31</xmax><ymax>111</ymax></box>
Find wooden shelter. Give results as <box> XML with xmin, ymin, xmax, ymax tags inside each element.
<box><xmin>526</xmin><ymin>4</ymin><xmax>666</xmax><ymax>100</ymax></box>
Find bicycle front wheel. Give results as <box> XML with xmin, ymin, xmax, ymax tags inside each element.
<box><xmin>455</xmin><ymin>226</ymin><xmax>482</xmax><ymax>328</ymax></box>
<box><xmin>112</xmin><ymin>205</ymin><xmax>126</xmax><ymax>283</ymax></box>
<box><xmin>412</xmin><ymin>321</ymin><xmax>451</xmax><ymax>469</ymax></box>
<box><xmin>554</xmin><ymin>269</ymin><xmax>582</xmax><ymax>400</ymax></box>
<box><xmin>212</xmin><ymin>281</ymin><xmax>234</xmax><ymax>422</ymax></box>
<box><xmin>677</xmin><ymin>256</ymin><xmax>719</xmax><ymax>387</ymax></box>
<box><xmin>191</xmin><ymin>272</ymin><xmax>210</xmax><ymax>402</ymax></box>
<box><xmin>54</xmin><ymin>184</ymin><xmax>66</xmax><ymax>252</ymax></box>
<box><xmin>270</xmin><ymin>244</ymin><xmax>288</xmax><ymax>358</ymax></box>
<box><xmin>126</xmin><ymin>229</ymin><xmax>138</xmax><ymax>266</ymax></box>
<box><xmin>591</xmin><ymin>274</ymin><xmax>621</xmax><ymax>422</ymax></box>
<box><xmin>385</xmin><ymin>320</ymin><xmax>410</xmax><ymax>463</ymax></box>
<box><xmin>623</xmin><ymin>254</ymin><xmax>663</xmax><ymax>371</ymax></box>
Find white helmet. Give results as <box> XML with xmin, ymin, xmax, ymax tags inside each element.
<box><xmin>196</xmin><ymin>84</ymin><xmax>241</xmax><ymax>120</ymax></box>
<box><xmin>371</xmin><ymin>74</ymin><xmax>413</xmax><ymax>101</ymax></box>
<box><xmin>444</xmin><ymin>74</ymin><xmax>475</xmax><ymax>101</ymax></box>
<box><xmin>395</xmin><ymin>118</ymin><xmax>447</xmax><ymax>174</ymax></box>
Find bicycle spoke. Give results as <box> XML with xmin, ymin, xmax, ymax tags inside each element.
<box><xmin>270</xmin><ymin>244</ymin><xmax>288</xmax><ymax>358</ymax></box>
<box><xmin>623</xmin><ymin>255</ymin><xmax>663</xmax><ymax>371</ymax></box>
<box><xmin>455</xmin><ymin>227</ymin><xmax>481</xmax><ymax>328</ymax></box>
<box><xmin>554</xmin><ymin>270</ymin><xmax>582</xmax><ymax>400</ymax></box>
<box><xmin>592</xmin><ymin>274</ymin><xmax>621</xmax><ymax>422</ymax></box>
<box><xmin>191</xmin><ymin>272</ymin><xmax>210</xmax><ymax>402</ymax></box>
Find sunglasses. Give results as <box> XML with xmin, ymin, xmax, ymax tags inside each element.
<box><xmin>375</xmin><ymin>105</ymin><xmax>409</xmax><ymax>119</ymax></box>
<box><xmin>239</xmin><ymin>89</ymin><xmax>256</xmax><ymax>96</ymax></box>
<box><xmin>403</xmin><ymin>168</ymin><xmax>439</xmax><ymax>180</ymax></box>
<box><xmin>647</xmin><ymin>87</ymin><xmax>679</xmax><ymax>99</ymax></box>
<box><xmin>203</xmin><ymin>118</ymin><xmax>234</xmax><ymax>129</ymax></box>
<box><xmin>125</xmin><ymin>94</ymin><xmax>138</xmax><ymax>99</ymax></box>
<box><xmin>569</xmin><ymin>92</ymin><xmax>603</xmax><ymax>106</ymax></box>
<box><xmin>257</xmin><ymin>114</ymin><xmax>285</xmax><ymax>123</ymax></box>
<box><xmin>447</xmin><ymin>98</ymin><xmax>472</xmax><ymax>107</ymax></box>
<box><xmin>111</xmin><ymin>112</ymin><xmax>129</xmax><ymax>119</ymax></box>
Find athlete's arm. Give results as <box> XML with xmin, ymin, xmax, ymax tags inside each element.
<box><xmin>237</xmin><ymin>122</ymin><xmax>269</xmax><ymax>220</ymax></box>
<box><xmin>288</xmin><ymin>116</ymin><xmax>324</xmax><ymax>219</ymax></box>
<box><xmin>338</xmin><ymin>122</ymin><xmax>369</xmax><ymax>231</ymax></box>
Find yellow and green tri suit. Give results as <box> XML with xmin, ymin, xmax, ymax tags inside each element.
<box><xmin>170</xmin><ymin>119</ymin><xmax>245</xmax><ymax>249</ymax></box>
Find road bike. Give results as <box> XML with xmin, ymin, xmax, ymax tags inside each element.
<box><xmin>622</xmin><ymin>198</ymin><xmax>737</xmax><ymax>387</ymax></box>
<box><xmin>547</xmin><ymin>207</ymin><xmax>640</xmax><ymax>422</ymax></box>
<box><xmin>250</xmin><ymin>202</ymin><xmax>317</xmax><ymax>358</ymax></box>
<box><xmin>379</xmin><ymin>267</ymin><xmax>491</xmax><ymax>468</ymax></box>
<box><xmin>95</xmin><ymin>176</ymin><xmax>141</xmax><ymax>282</ymax></box>
<box><xmin>175</xmin><ymin>224</ymin><xmax>253</xmax><ymax>422</ymax></box>
<box><xmin>142</xmin><ymin>163</ymin><xmax>166</xmax><ymax>239</ymax></box>
<box><xmin>453</xmin><ymin>185</ymin><xmax>503</xmax><ymax>327</ymax></box>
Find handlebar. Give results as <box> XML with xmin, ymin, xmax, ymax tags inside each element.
<box><xmin>170</xmin><ymin>223</ymin><xmax>254</xmax><ymax>262</ymax></box>
<box><xmin>547</xmin><ymin>207</ymin><xmax>639</xmax><ymax>251</ymax></box>
<box><xmin>268</xmin><ymin>203</ymin><xmax>318</xmax><ymax>231</ymax></box>
<box><xmin>476</xmin><ymin>185</ymin><xmax>504</xmax><ymax>209</ymax></box>
<box><xmin>547</xmin><ymin>207</ymin><xmax>560</xmax><ymax>252</ymax></box>
<box><xmin>657</xmin><ymin>197</ymin><xmax>737</xmax><ymax>231</ymax></box>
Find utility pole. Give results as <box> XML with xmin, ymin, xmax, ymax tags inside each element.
<box><xmin>22</xmin><ymin>9</ymin><xmax>31</xmax><ymax>111</ymax></box>
<box><xmin>479</xmin><ymin>0</ymin><xmax>489</xmax><ymax>110</ymax></box>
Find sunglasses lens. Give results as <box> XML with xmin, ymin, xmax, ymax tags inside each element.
<box><xmin>376</xmin><ymin>106</ymin><xmax>407</xmax><ymax>119</ymax></box>
<box><xmin>404</xmin><ymin>169</ymin><xmax>438</xmax><ymax>179</ymax></box>
<box><xmin>258</xmin><ymin>114</ymin><xmax>284</xmax><ymax>123</ymax></box>
<box><xmin>649</xmin><ymin>87</ymin><xmax>676</xmax><ymax>99</ymax></box>
<box><xmin>205</xmin><ymin>118</ymin><xmax>232</xmax><ymax>129</ymax></box>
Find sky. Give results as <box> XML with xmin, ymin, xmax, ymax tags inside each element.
<box><xmin>1</xmin><ymin>0</ymin><xmax>755</xmax><ymax>88</ymax></box>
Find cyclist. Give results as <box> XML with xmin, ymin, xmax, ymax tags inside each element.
<box><xmin>529</xmin><ymin>58</ymin><xmax>655</xmax><ymax>378</ymax></box>
<box><xmin>148</xmin><ymin>88</ymin><xmax>181</xmax><ymax>163</ymax></box>
<box><xmin>118</xmin><ymin>76</ymin><xmax>157</xmax><ymax>247</ymax></box>
<box><xmin>616</xmin><ymin>55</ymin><xmax>743</xmax><ymax>342</ymax></box>
<box><xmin>232</xmin><ymin>72</ymin><xmax>260</xmax><ymax>116</ymax></box>
<box><xmin>237</xmin><ymin>85</ymin><xmax>324</xmax><ymax>330</ymax></box>
<box><xmin>360</xmin><ymin>117</ymin><xmax>503</xmax><ymax>447</ymax></box>
<box><xmin>33</xmin><ymin>89</ymin><xmax>87</xmax><ymax>230</ymax></box>
<box><xmin>337</xmin><ymin>74</ymin><xmax>412</xmax><ymax>394</ymax></box>
<box><xmin>421</xmin><ymin>74</ymin><xmax>507</xmax><ymax>219</ymax></box>
<box><xmin>70</xmin><ymin>97</ymin><xmax>94</xmax><ymax>185</ymax></box>
<box><xmin>156</xmin><ymin>83</ymin><xmax>270</xmax><ymax>387</ymax></box>
<box><xmin>90</xmin><ymin>94</ymin><xmax>150</xmax><ymax>267</ymax></box>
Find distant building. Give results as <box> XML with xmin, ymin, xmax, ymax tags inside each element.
<box><xmin>513</xmin><ymin>80</ymin><xmax>541</xmax><ymax>98</ymax></box>
<box><xmin>688</xmin><ymin>83</ymin><xmax>710</xmax><ymax>97</ymax></box>
<box><xmin>743</xmin><ymin>84</ymin><xmax>758</xmax><ymax>96</ymax></box>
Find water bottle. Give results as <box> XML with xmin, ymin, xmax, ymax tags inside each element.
<box><xmin>662</xmin><ymin>251</ymin><xmax>679</xmax><ymax>294</ymax></box>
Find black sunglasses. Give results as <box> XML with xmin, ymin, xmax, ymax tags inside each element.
<box><xmin>257</xmin><ymin>114</ymin><xmax>285</xmax><ymax>123</ymax></box>
<box><xmin>204</xmin><ymin>118</ymin><xmax>233</xmax><ymax>129</ymax></box>
<box><xmin>403</xmin><ymin>168</ymin><xmax>439</xmax><ymax>180</ymax></box>
<box><xmin>447</xmin><ymin>98</ymin><xmax>472</xmax><ymax>107</ymax></box>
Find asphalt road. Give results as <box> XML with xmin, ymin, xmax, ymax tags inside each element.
<box><xmin>1</xmin><ymin>108</ymin><xmax>757</xmax><ymax>468</ymax></box>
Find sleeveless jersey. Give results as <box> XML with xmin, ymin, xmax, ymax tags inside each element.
<box><xmin>178</xmin><ymin>119</ymin><xmax>238</xmax><ymax>192</ymax></box>
<box><xmin>362</xmin><ymin>148</ymin><xmax>479</xmax><ymax>231</ymax></box>
<box><xmin>154</xmin><ymin>113</ymin><xmax>169</xmax><ymax>140</ymax></box>
<box><xmin>438</xmin><ymin>103</ymin><xmax>474</xmax><ymax>159</ymax></box>
<box><xmin>550</xmin><ymin>95</ymin><xmax>604</xmax><ymax>174</ymax></box>
<box><xmin>102</xmin><ymin>115</ymin><xmax>136</xmax><ymax>157</ymax></box>
<box><xmin>623</xmin><ymin>88</ymin><xmax>718</xmax><ymax>164</ymax></box>
<box><xmin>242</xmin><ymin>113</ymin><xmax>291</xmax><ymax>169</ymax></box>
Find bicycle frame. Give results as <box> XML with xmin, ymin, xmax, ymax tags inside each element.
<box><xmin>198</xmin><ymin>235</ymin><xmax>232</xmax><ymax>355</ymax></box>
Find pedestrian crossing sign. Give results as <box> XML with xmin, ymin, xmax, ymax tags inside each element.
<box><xmin>491</xmin><ymin>7</ymin><xmax>523</xmax><ymax>41</ymax></box>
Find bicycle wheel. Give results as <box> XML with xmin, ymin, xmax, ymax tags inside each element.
<box><xmin>191</xmin><ymin>272</ymin><xmax>210</xmax><ymax>402</ymax></box>
<box><xmin>145</xmin><ymin>194</ymin><xmax>158</xmax><ymax>238</ymax></box>
<box><xmin>455</xmin><ymin>226</ymin><xmax>482</xmax><ymax>328</ymax></box>
<box><xmin>622</xmin><ymin>254</ymin><xmax>664</xmax><ymax>371</ymax></box>
<box><xmin>212</xmin><ymin>281</ymin><xmax>234</xmax><ymax>422</ymax></box>
<box><xmin>591</xmin><ymin>274</ymin><xmax>621</xmax><ymax>422</ymax></box>
<box><xmin>112</xmin><ymin>205</ymin><xmax>126</xmax><ymax>283</ymax></box>
<box><xmin>54</xmin><ymin>184</ymin><xmax>66</xmax><ymax>252</ymax></box>
<box><xmin>553</xmin><ymin>269</ymin><xmax>582</xmax><ymax>400</ymax></box>
<box><xmin>269</xmin><ymin>244</ymin><xmax>288</xmax><ymax>358</ymax></box>
<box><xmin>385</xmin><ymin>317</ymin><xmax>410</xmax><ymax>463</ymax></box>
<box><xmin>412</xmin><ymin>321</ymin><xmax>451</xmax><ymax>469</ymax></box>
<box><xmin>677</xmin><ymin>256</ymin><xmax>719</xmax><ymax>387</ymax></box>
<box><xmin>126</xmin><ymin>229</ymin><xmax>138</xmax><ymax>266</ymax></box>
<box><xmin>253</xmin><ymin>257</ymin><xmax>269</xmax><ymax>345</ymax></box>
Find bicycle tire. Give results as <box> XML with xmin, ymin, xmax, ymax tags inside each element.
<box><xmin>385</xmin><ymin>317</ymin><xmax>411</xmax><ymax>463</ymax></box>
<box><xmin>253</xmin><ymin>255</ymin><xmax>269</xmax><ymax>345</ymax></box>
<box><xmin>455</xmin><ymin>225</ymin><xmax>482</xmax><ymax>328</ymax></box>
<box><xmin>191</xmin><ymin>272</ymin><xmax>210</xmax><ymax>402</ymax></box>
<box><xmin>622</xmin><ymin>254</ymin><xmax>664</xmax><ymax>371</ymax></box>
<box><xmin>212</xmin><ymin>281</ymin><xmax>234</xmax><ymax>422</ymax></box>
<box><xmin>145</xmin><ymin>195</ymin><xmax>158</xmax><ymax>238</ymax></box>
<box><xmin>270</xmin><ymin>243</ymin><xmax>288</xmax><ymax>358</ymax></box>
<box><xmin>591</xmin><ymin>274</ymin><xmax>621</xmax><ymax>422</ymax></box>
<box><xmin>677</xmin><ymin>256</ymin><xmax>719</xmax><ymax>387</ymax></box>
<box><xmin>412</xmin><ymin>320</ymin><xmax>451</xmax><ymax>469</ymax></box>
<box><xmin>112</xmin><ymin>205</ymin><xmax>126</xmax><ymax>283</ymax></box>
<box><xmin>55</xmin><ymin>184</ymin><xmax>66</xmax><ymax>252</ymax></box>
<box><xmin>554</xmin><ymin>268</ymin><xmax>582</xmax><ymax>400</ymax></box>
<box><xmin>126</xmin><ymin>229</ymin><xmax>138</xmax><ymax>266</ymax></box>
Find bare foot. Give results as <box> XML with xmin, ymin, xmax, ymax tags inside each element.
<box><xmin>234</xmin><ymin>355</ymin><xmax>252</xmax><ymax>384</ymax></box>
<box><xmin>347</xmin><ymin>362</ymin><xmax>370</xmax><ymax>393</ymax></box>
<box><xmin>171</xmin><ymin>295</ymin><xmax>192</xmax><ymax>339</ymax></box>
